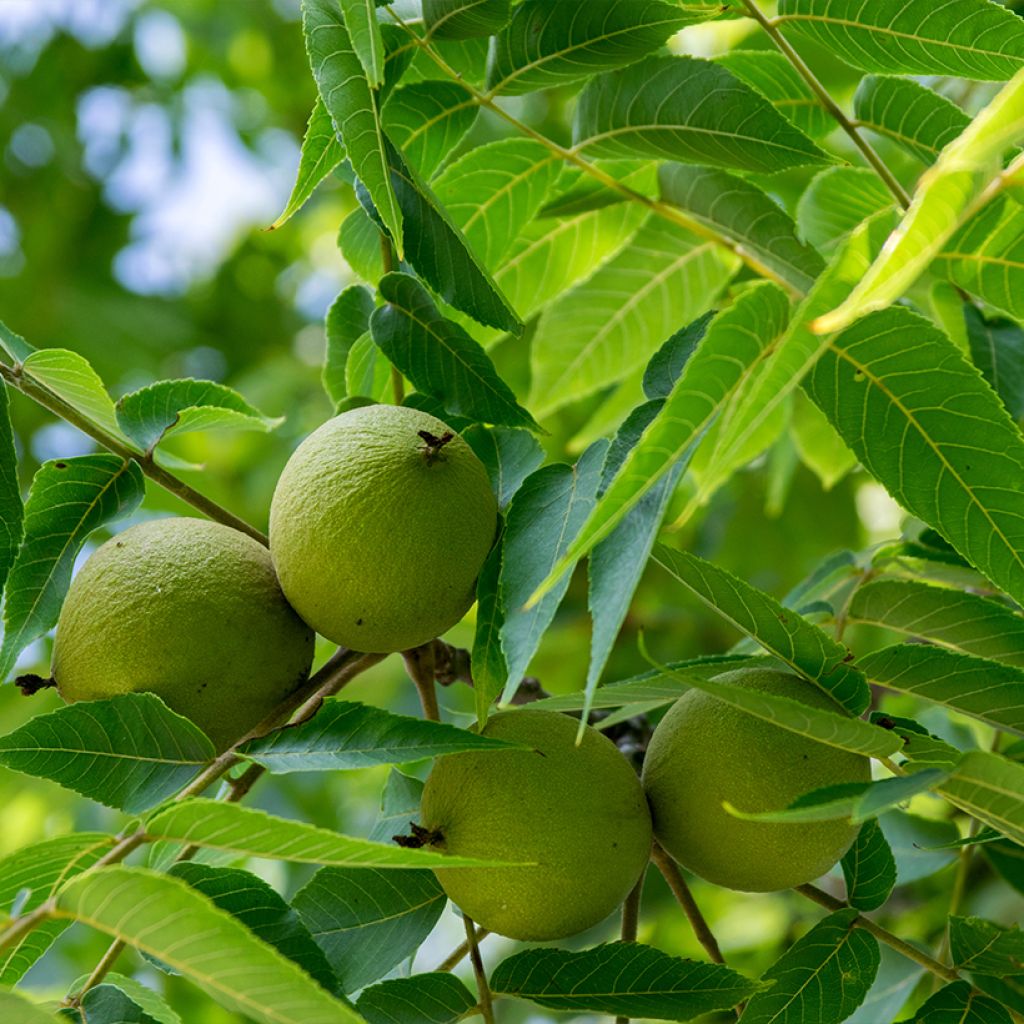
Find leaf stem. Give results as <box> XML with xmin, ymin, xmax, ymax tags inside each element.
<box><xmin>740</xmin><ymin>0</ymin><xmax>911</xmax><ymax>210</ymax></box>
<box><xmin>0</xmin><ymin>360</ymin><xmax>267</xmax><ymax>545</ymax></box>
<box><xmin>404</xmin><ymin>642</ymin><xmax>441</xmax><ymax>721</ymax></box>
<box><xmin>463</xmin><ymin>913</ymin><xmax>496</xmax><ymax>1024</ymax></box>
<box><xmin>382</xmin><ymin>8</ymin><xmax>801</xmax><ymax>297</ymax></box>
<box><xmin>379</xmin><ymin>232</ymin><xmax>406</xmax><ymax>403</ymax></box>
<box><xmin>615</xmin><ymin>870</ymin><xmax>646</xmax><ymax>1024</ymax></box>
<box><xmin>436</xmin><ymin>925</ymin><xmax>489</xmax><ymax>972</ymax></box>
<box><xmin>651</xmin><ymin>844</ymin><xmax>725</xmax><ymax>965</ymax></box>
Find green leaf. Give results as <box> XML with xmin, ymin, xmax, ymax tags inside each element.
<box><xmin>939</xmin><ymin>751</ymin><xmax>1024</xmax><ymax>846</ymax></box>
<box><xmin>471</xmin><ymin>543</ymin><xmax>504</xmax><ymax>721</ymax></box>
<box><xmin>345</xmin><ymin>332</ymin><xmax>390</xmax><ymax>400</ymax></box>
<box><xmin>790</xmin><ymin>389</ymin><xmax>858</xmax><ymax>490</ymax></box>
<box><xmin>738</xmin><ymin>909</ymin><xmax>879</xmax><ymax>1024</ymax></box>
<box><xmin>323</xmin><ymin>285</ymin><xmax>376</xmax><ymax>407</ymax></box>
<box><xmin>339</xmin><ymin>0</ymin><xmax>384</xmax><ymax>87</ymax></box>
<box><xmin>0</xmin><ymin>990</ymin><xmax>61</xmax><ymax>1024</ymax></box>
<box><xmin>906</xmin><ymin>980</ymin><xmax>1012</xmax><ymax>1024</ymax></box>
<box><xmin>490</xmin><ymin>942</ymin><xmax>759</xmax><ymax>1020</ymax></box>
<box><xmin>431</xmin><ymin>139</ymin><xmax>561</xmax><ymax>269</ymax></box>
<box><xmin>659</xmin><ymin>163</ymin><xmax>824</xmax><ymax>294</ymax></box>
<box><xmin>338</xmin><ymin>205</ymin><xmax>386</xmax><ymax>282</ymax></box>
<box><xmin>116</xmin><ymin>378</ymin><xmax>281</xmax><ymax>453</ymax></box>
<box><xmin>879</xmin><ymin>810</ymin><xmax>959</xmax><ymax>885</ymax></box>
<box><xmin>293</xmin><ymin>869</ymin><xmax>444</xmax><ymax>993</ymax></box>
<box><xmin>241</xmin><ymin>697</ymin><xmax>520</xmax><ymax>772</ymax></box>
<box><xmin>145</xmin><ymin>798</ymin><xmax>526</xmax><ymax>868</ymax></box>
<box><xmin>715</xmin><ymin>49</ymin><xmax>832</xmax><ymax>139</ymax></box>
<box><xmin>463</xmin><ymin>424</ymin><xmax>545</xmax><ymax>509</ymax></box>
<box><xmin>535</xmin><ymin>283</ymin><xmax>786</xmax><ymax>588</ymax></box>
<box><xmin>538</xmin><ymin>160</ymin><xmax>658</xmax><ymax>218</ymax></box>
<box><xmin>950</xmin><ymin>917</ymin><xmax>1024</xmax><ymax>978</ymax></box>
<box><xmin>270</xmin><ymin>97</ymin><xmax>345</xmax><ymax>229</ymax></box>
<box><xmin>0</xmin><ymin>320</ymin><xmax>35</xmax><ymax>361</ymax></box>
<box><xmin>0</xmin><ymin>833</ymin><xmax>113</xmax><ymax>985</ymax></box>
<box><xmin>402</xmin><ymin>30</ymin><xmax>489</xmax><ymax>87</ymax></box>
<box><xmin>486</xmin><ymin>0</ymin><xmax>713</xmax><ymax>96</ymax></box>
<box><xmin>20</xmin><ymin>348</ymin><xmax>123</xmax><ymax>439</ymax></box>
<box><xmin>653</xmin><ymin>546</ymin><xmax>872</xmax><ymax>717</ymax></box>
<box><xmin>642</xmin><ymin>312</ymin><xmax>713</xmax><ymax>400</ymax></box>
<box><xmin>853</xmin><ymin>75</ymin><xmax>970</xmax><ymax>166</ymax></box>
<box><xmin>965</xmin><ymin>305</ymin><xmax>1024</xmax><ymax>421</ymax></box>
<box><xmin>776</xmin><ymin>0</ymin><xmax>1024</xmax><ymax>79</ymax></box>
<box><xmin>529</xmin><ymin>215</ymin><xmax>738</xmax><ymax>417</ymax></box>
<box><xmin>423</xmin><ymin>0</ymin><xmax>509</xmax><ymax>39</ymax></box>
<box><xmin>357</xmin><ymin>974</ymin><xmax>476</xmax><ymax>1024</ymax></box>
<box><xmin>360</xmin><ymin>139</ymin><xmax>522</xmax><ymax>333</ymax></box>
<box><xmin>0</xmin><ymin>455</ymin><xmax>144</xmax><ymax>679</ymax></box>
<box><xmin>984</xmin><ymin>836</ymin><xmax>1024</xmax><ymax>895</ymax></box>
<box><xmin>842</xmin><ymin>819</ymin><xmax>897</xmax><ymax>911</ymax></box>
<box><xmin>935</xmin><ymin>196</ymin><xmax>1024</xmax><ymax>323</ymax></box>
<box><xmin>302</xmin><ymin>0</ymin><xmax>402</xmax><ymax>251</ymax></box>
<box><xmin>381</xmin><ymin>81</ymin><xmax>477</xmax><ymax>179</ymax></box>
<box><xmin>848</xmin><ymin>947</ymin><xmax>923</xmax><ymax>1024</ymax></box>
<box><xmin>796</xmin><ymin>168</ymin><xmax>893</xmax><ymax>255</ymax></box>
<box><xmin>169</xmin><ymin>864</ymin><xmax>336</xmax><ymax>994</ymax></box>
<box><xmin>574</xmin><ymin>55</ymin><xmax>829</xmax><ymax>173</ymax></box>
<box><xmin>815</xmin><ymin>69</ymin><xmax>1024</xmax><ymax>335</ymax></box>
<box><xmin>849</xmin><ymin>579</ymin><xmax>1024</xmax><ymax>667</ymax></box>
<box><xmin>72</xmin><ymin>972</ymin><xmax>181</xmax><ymax>1024</ymax></box>
<box><xmin>370</xmin><ymin>273</ymin><xmax>538</xmax><ymax>430</ymax></box>
<box><xmin>0</xmin><ymin>381</ymin><xmax>22</xmax><ymax>602</ymax></box>
<box><xmin>54</xmin><ymin>867</ymin><xmax>361</xmax><ymax>1024</ymax></box>
<box><xmin>806</xmin><ymin>306</ymin><xmax>1024</xmax><ymax>614</ymax></box>
<box><xmin>0</xmin><ymin>694</ymin><xmax>214</xmax><ymax>812</ymax></box>
<box><xmin>368</xmin><ymin>767</ymin><xmax>425</xmax><ymax>843</ymax></box>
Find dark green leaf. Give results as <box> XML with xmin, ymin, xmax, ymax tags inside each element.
<box><xmin>0</xmin><ymin>381</ymin><xmax>22</xmax><ymax>603</ymax></box>
<box><xmin>241</xmin><ymin>697</ymin><xmax>521</xmax><ymax>772</ymax></box>
<box><xmin>659</xmin><ymin>163</ymin><xmax>824</xmax><ymax>293</ymax></box>
<box><xmin>423</xmin><ymin>0</ymin><xmax>510</xmax><ymax>39</ymax></box>
<box><xmin>847</xmin><ymin>946</ymin><xmax>922</xmax><ymax>1024</ymax></box>
<box><xmin>370</xmin><ymin>273</ymin><xmax>537</xmax><ymax>430</ymax></box>
<box><xmin>949</xmin><ymin>916</ymin><xmax>1024</xmax><ymax>978</ymax></box>
<box><xmin>0</xmin><ymin>455</ymin><xmax>144</xmax><ymax>679</ymax></box>
<box><xmin>471</xmin><ymin>542</ymin><xmax>505</xmax><ymax>721</ymax></box>
<box><xmin>357</xmin><ymin>974</ymin><xmax>476</xmax><ymax>1024</ymax></box>
<box><xmin>842</xmin><ymin>819</ymin><xmax>897</xmax><ymax>911</ymax></box>
<box><xmin>116</xmin><ymin>378</ymin><xmax>281</xmax><ymax>453</ymax></box>
<box><xmin>170</xmin><ymin>864</ymin><xmax>337</xmax><ymax>994</ymax></box>
<box><xmin>78</xmin><ymin>983</ymin><xmax>164</xmax><ymax>1024</ymax></box>
<box><xmin>574</xmin><ymin>55</ymin><xmax>829</xmax><ymax>173</ymax></box>
<box><xmin>807</xmin><ymin>306</ymin><xmax>1024</xmax><ymax>616</ymax></box>
<box><xmin>303</xmin><ymin>0</ymin><xmax>402</xmax><ymax>250</ymax></box>
<box><xmin>984</xmin><ymin>836</ymin><xmax>1024</xmax><ymax>895</ymax></box>
<box><xmin>293</xmin><ymin>868</ymin><xmax>444</xmax><ymax>993</ymax></box>
<box><xmin>715</xmin><ymin>49</ymin><xmax>832</xmax><ymax>139</ymax></box>
<box><xmin>654</xmin><ymin>546</ymin><xmax>870</xmax><ymax>716</ymax></box>
<box><xmin>0</xmin><ymin>693</ymin><xmax>214</xmax><ymax>812</ymax></box>
<box><xmin>487</xmin><ymin>0</ymin><xmax>713</xmax><ymax>95</ymax></box>
<box><xmin>323</xmin><ymin>285</ymin><xmax>376</xmax><ymax>407</ymax></box>
<box><xmin>965</xmin><ymin>305</ymin><xmax>1024</xmax><ymax>421</ymax></box>
<box><xmin>776</xmin><ymin>0</ymin><xmax>1024</xmax><ymax>79</ymax></box>
<box><xmin>642</xmin><ymin>312</ymin><xmax>713</xmax><ymax>400</ymax></box>
<box><xmin>271</xmin><ymin>97</ymin><xmax>345</xmax><ymax>229</ymax></box>
<box><xmin>382</xmin><ymin>81</ymin><xmax>477</xmax><ymax>179</ymax></box>
<box><xmin>853</xmin><ymin>75</ymin><xmax>970</xmax><ymax>165</ymax></box>
<box><xmin>463</xmin><ymin>424</ymin><xmax>545</xmax><ymax>508</ymax></box>
<box><xmin>339</xmin><ymin>0</ymin><xmax>384</xmax><ymax>87</ymax></box>
<box><xmin>738</xmin><ymin>909</ymin><xmax>879</xmax><ymax>1024</ymax></box>
<box><xmin>491</xmin><ymin>942</ymin><xmax>759</xmax><ymax>1020</ymax></box>
<box><xmin>904</xmin><ymin>980</ymin><xmax>1012</xmax><ymax>1023</ymax></box>
<box><xmin>849</xmin><ymin>579</ymin><xmax>1024</xmax><ymax>667</ymax></box>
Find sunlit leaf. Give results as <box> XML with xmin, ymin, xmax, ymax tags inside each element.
<box><xmin>339</xmin><ymin>0</ymin><xmax>384</xmax><ymax>87</ymax></box>
<box><xmin>796</xmin><ymin>168</ymin><xmax>892</xmax><ymax>255</ymax></box>
<box><xmin>271</xmin><ymin>97</ymin><xmax>344</xmax><ymax>229</ymax></box>
<box><xmin>0</xmin><ymin>381</ymin><xmax>22</xmax><ymax>603</ymax></box>
<box><xmin>423</xmin><ymin>0</ymin><xmax>510</xmax><ymax>39</ymax></box>
<box><xmin>323</xmin><ymin>285</ymin><xmax>376</xmax><ymax>407</ymax></box>
<box><xmin>0</xmin><ymin>990</ymin><xmax>60</xmax><ymax>1023</ymax></box>
<box><xmin>381</xmin><ymin>81</ymin><xmax>477</xmax><ymax>179</ymax></box>
<box><xmin>939</xmin><ymin>750</ymin><xmax>1024</xmax><ymax>846</ymax></box>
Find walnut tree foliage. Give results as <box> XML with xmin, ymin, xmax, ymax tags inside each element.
<box><xmin>1</xmin><ymin>1</ymin><xmax>1024</xmax><ymax>1023</ymax></box>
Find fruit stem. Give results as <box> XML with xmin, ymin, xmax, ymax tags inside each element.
<box><xmin>651</xmin><ymin>844</ymin><xmax>726</xmax><ymax>965</ymax></box>
<box><xmin>463</xmin><ymin>913</ymin><xmax>496</xmax><ymax>1024</ymax></box>
<box><xmin>404</xmin><ymin>642</ymin><xmax>441</xmax><ymax>721</ymax></box>
<box><xmin>615</xmin><ymin>871</ymin><xmax>646</xmax><ymax>1024</ymax></box>
<box><xmin>435</xmin><ymin>925</ymin><xmax>489</xmax><ymax>972</ymax></box>
<box><xmin>418</xmin><ymin>429</ymin><xmax>455</xmax><ymax>466</ymax></box>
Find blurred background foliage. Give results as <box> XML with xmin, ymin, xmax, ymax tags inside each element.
<box><xmin>0</xmin><ymin>2</ymin><xmax>1017</xmax><ymax>1021</ymax></box>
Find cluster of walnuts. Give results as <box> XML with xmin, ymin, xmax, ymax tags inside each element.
<box><xmin>51</xmin><ymin>403</ymin><xmax>868</xmax><ymax>943</ymax></box>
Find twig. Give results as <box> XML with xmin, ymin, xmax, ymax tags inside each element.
<box><xmin>404</xmin><ymin>643</ymin><xmax>440</xmax><ymax>721</ymax></box>
<box><xmin>435</xmin><ymin>925</ymin><xmax>489</xmax><ymax>972</ymax></box>
<box><xmin>741</xmin><ymin>0</ymin><xmax>912</xmax><ymax>210</ymax></box>
<box><xmin>651</xmin><ymin>844</ymin><xmax>725</xmax><ymax>964</ymax></box>
<box><xmin>615</xmin><ymin>871</ymin><xmax>646</xmax><ymax>1024</ymax></box>
<box><xmin>0</xmin><ymin>361</ymin><xmax>267</xmax><ymax>545</ymax></box>
<box><xmin>463</xmin><ymin>913</ymin><xmax>496</xmax><ymax>1024</ymax></box>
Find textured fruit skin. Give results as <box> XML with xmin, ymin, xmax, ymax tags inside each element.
<box><xmin>420</xmin><ymin>709</ymin><xmax>653</xmax><ymax>941</ymax></box>
<box><xmin>642</xmin><ymin>668</ymin><xmax>870</xmax><ymax>892</ymax></box>
<box><xmin>52</xmin><ymin>518</ymin><xmax>315</xmax><ymax>751</ymax></box>
<box><xmin>269</xmin><ymin>404</ymin><xmax>498</xmax><ymax>653</ymax></box>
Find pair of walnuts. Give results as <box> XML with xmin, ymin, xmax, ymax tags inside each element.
<box><xmin>51</xmin><ymin>403</ymin><xmax>867</xmax><ymax>943</ymax></box>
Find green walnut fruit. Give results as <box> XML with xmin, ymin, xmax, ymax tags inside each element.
<box><xmin>52</xmin><ymin>517</ymin><xmax>315</xmax><ymax>751</ymax></box>
<box><xmin>419</xmin><ymin>708</ymin><xmax>653</xmax><ymax>941</ymax></box>
<box><xmin>642</xmin><ymin>668</ymin><xmax>870</xmax><ymax>892</ymax></box>
<box><xmin>269</xmin><ymin>404</ymin><xmax>497</xmax><ymax>653</ymax></box>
